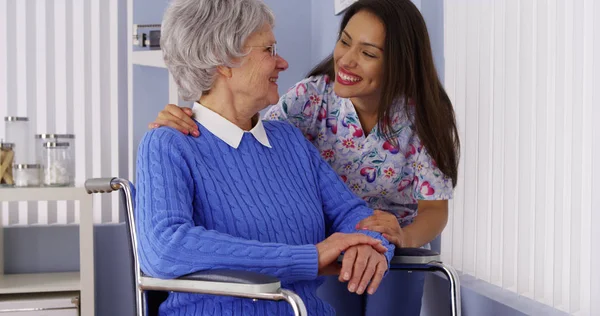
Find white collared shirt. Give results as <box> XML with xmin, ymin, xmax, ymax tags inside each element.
<box><xmin>192</xmin><ymin>102</ymin><xmax>272</xmax><ymax>149</ymax></box>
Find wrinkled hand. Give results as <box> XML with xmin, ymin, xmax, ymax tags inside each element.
<box><xmin>316</xmin><ymin>233</ymin><xmax>387</xmax><ymax>276</ymax></box>
<box><xmin>149</xmin><ymin>104</ymin><xmax>199</xmax><ymax>137</ymax></box>
<box><xmin>357</xmin><ymin>210</ymin><xmax>411</xmax><ymax>248</ymax></box>
<box><xmin>339</xmin><ymin>244</ymin><xmax>387</xmax><ymax>295</ymax></box>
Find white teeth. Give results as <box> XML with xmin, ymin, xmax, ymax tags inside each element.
<box><xmin>338</xmin><ymin>71</ymin><xmax>361</xmax><ymax>82</ymax></box>
<box><xmin>269</xmin><ymin>78</ymin><xmax>277</xmax><ymax>82</ymax></box>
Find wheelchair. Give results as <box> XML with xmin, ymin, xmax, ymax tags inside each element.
<box><xmin>85</xmin><ymin>177</ymin><xmax>460</xmax><ymax>316</ymax></box>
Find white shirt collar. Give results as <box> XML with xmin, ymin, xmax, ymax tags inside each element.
<box><xmin>192</xmin><ymin>102</ymin><xmax>272</xmax><ymax>149</ymax></box>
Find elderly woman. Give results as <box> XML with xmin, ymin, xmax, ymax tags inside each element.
<box><xmin>135</xmin><ymin>0</ymin><xmax>395</xmax><ymax>315</ymax></box>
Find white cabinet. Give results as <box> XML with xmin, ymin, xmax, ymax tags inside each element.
<box><xmin>0</xmin><ymin>188</ymin><xmax>94</xmax><ymax>316</ymax></box>
<box><xmin>0</xmin><ymin>292</ymin><xmax>79</xmax><ymax>315</ymax></box>
<box><xmin>0</xmin><ymin>312</ymin><xmax>76</xmax><ymax>316</ymax></box>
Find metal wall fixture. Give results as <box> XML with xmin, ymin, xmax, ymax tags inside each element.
<box><xmin>132</xmin><ymin>24</ymin><xmax>161</xmax><ymax>49</ymax></box>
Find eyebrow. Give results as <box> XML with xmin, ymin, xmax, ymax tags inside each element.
<box><xmin>342</xmin><ymin>30</ymin><xmax>383</xmax><ymax>51</ymax></box>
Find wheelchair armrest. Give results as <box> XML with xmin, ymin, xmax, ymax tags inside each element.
<box><xmin>391</xmin><ymin>247</ymin><xmax>441</xmax><ymax>265</ymax></box>
<box><xmin>177</xmin><ymin>269</ymin><xmax>280</xmax><ymax>285</ymax></box>
<box><xmin>139</xmin><ymin>270</ymin><xmax>282</xmax><ymax>299</ymax></box>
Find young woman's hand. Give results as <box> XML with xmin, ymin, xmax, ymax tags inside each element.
<box><xmin>338</xmin><ymin>244</ymin><xmax>388</xmax><ymax>295</ymax></box>
<box><xmin>149</xmin><ymin>104</ymin><xmax>199</xmax><ymax>137</ymax></box>
<box><xmin>356</xmin><ymin>210</ymin><xmax>413</xmax><ymax>248</ymax></box>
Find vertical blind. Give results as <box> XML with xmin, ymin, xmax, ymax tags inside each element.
<box><xmin>442</xmin><ymin>0</ymin><xmax>600</xmax><ymax>314</ymax></box>
<box><xmin>0</xmin><ymin>0</ymin><xmax>127</xmax><ymax>225</ymax></box>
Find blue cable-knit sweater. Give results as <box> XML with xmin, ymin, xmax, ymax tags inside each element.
<box><xmin>136</xmin><ymin>120</ymin><xmax>394</xmax><ymax>316</ymax></box>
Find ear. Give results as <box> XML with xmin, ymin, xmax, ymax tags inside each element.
<box><xmin>216</xmin><ymin>65</ymin><xmax>233</xmax><ymax>79</ymax></box>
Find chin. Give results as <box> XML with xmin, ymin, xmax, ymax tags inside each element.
<box><xmin>333</xmin><ymin>83</ymin><xmax>354</xmax><ymax>98</ymax></box>
<box><xmin>268</xmin><ymin>95</ymin><xmax>280</xmax><ymax>106</ymax></box>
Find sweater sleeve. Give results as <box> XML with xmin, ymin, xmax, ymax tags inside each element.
<box><xmin>302</xmin><ymin>136</ymin><xmax>395</xmax><ymax>264</ymax></box>
<box><xmin>135</xmin><ymin>128</ymin><xmax>318</xmax><ymax>283</ymax></box>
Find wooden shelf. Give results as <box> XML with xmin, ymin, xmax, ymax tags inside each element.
<box><xmin>0</xmin><ymin>187</ymin><xmax>88</xmax><ymax>202</ymax></box>
<box><xmin>132</xmin><ymin>50</ymin><xmax>165</xmax><ymax>68</ymax></box>
<box><xmin>0</xmin><ymin>272</ymin><xmax>80</xmax><ymax>294</ymax></box>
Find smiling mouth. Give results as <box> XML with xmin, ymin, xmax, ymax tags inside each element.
<box><xmin>336</xmin><ymin>70</ymin><xmax>363</xmax><ymax>86</ymax></box>
<box><xmin>269</xmin><ymin>77</ymin><xmax>278</xmax><ymax>83</ymax></box>
<box><xmin>337</xmin><ymin>71</ymin><xmax>362</xmax><ymax>82</ymax></box>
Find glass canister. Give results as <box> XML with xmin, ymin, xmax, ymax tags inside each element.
<box><xmin>35</xmin><ymin>134</ymin><xmax>75</xmax><ymax>166</ymax></box>
<box><xmin>13</xmin><ymin>164</ymin><xmax>41</xmax><ymax>187</ymax></box>
<box><xmin>5</xmin><ymin>116</ymin><xmax>30</xmax><ymax>163</ymax></box>
<box><xmin>0</xmin><ymin>142</ymin><xmax>15</xmax><ymax>186</ymax></box>
<box><xmin>42</xmin><ymin>142</ymin><xmax>73</xmax><ymax>186</ymax></box>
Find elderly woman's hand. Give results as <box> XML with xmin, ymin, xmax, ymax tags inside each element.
<box><xmin>149</xmin><ymin>104</ymin><xmax>199</xmax><ymax>137</ymax></box>
<box><xmin>356</xmin><ymin>210</ymin><xmax>412</xmax><ymax>248</ymax></box>
<box><xmin>339</xmin><ymin>244</ymin><xmax>388</xmax><ymax>295</ymax></box>
<box><xmin>316</xmin><ymin>233</ymin><xmax>387</xmax><ymax>276</ymax></box>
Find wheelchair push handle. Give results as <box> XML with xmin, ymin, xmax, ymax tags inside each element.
<box><xmin>85</xmin><ymin>177</ymin><xmax>121</xmax><ymax>194</ymax></box>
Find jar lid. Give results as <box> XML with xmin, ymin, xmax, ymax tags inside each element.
<box><xmin>4</xmin><ymin>116</ymin><xmax>29</xmax><ymax>122</ymax></box>
<box><xmin>13</xmin><ymin>164</ymin><xmax>41</xmax><ymax>169</ymax></box>
<box><xmin>43</xmin><ymin>142</ymin><xmax>70</xmax><ymax>148</ymax></box>
<box><xmin>35</xmin><ymin>134</ymin><xmax>75</xmax><ymax>139</ymax></box>
<box><xmin>0</xmin><ymin>142</ymin><xmax>14</xmax><ymax>149</ymax></box>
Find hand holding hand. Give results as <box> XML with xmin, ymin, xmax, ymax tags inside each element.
<box><xmin>357</xmin><ymin>210</ymin><xmax>412</xmax><ymax>248</ymax></box>
<box><xmin>315</xmin><ymin>233</ymin><xmax>387</xmax><ymax>276</ymax></box>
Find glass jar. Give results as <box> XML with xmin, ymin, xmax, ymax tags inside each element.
<box><xmin>13</xmin><ymin>164</ymin><xmax>41</xmax><ymax>187</ymax></box>
<box><xmin>35</xmin><ymin>134</ymin><xmax>75</xmax><ymax>167</ymax></box>
<box><xmin>42</xmin><ymin>142</ymin><xmax>73</xmax><ymax>186</ymax></box>
<box><xmin>0</xmin><ymin>142</ymin><xmax>15</xmax><ymax>186</ymax></box>
<box><xmin>5</xmin><ymin>116</ymin><xmax>31</xmax><ymax>163</ymax></box>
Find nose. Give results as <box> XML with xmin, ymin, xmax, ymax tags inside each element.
<box><xmin>338</xmin><ymin>48</ymin><xmax>358</xmax><ymax>68</ymax></box>
<box><xmin>276</xmin><ymin>55</ymin><xmax>289</xmax><ymax>72</ymax></box>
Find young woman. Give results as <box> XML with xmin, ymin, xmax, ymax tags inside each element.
<box><xmin>150</xmin><ymin>0</ymin><xmax>459</xmax><ymax>314</ymax></box>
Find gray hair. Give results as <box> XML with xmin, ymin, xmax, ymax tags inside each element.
<box><xmin>161</xmin><ymin>0</ymin><xmax>275</xmax><ymax>101</ymax></box>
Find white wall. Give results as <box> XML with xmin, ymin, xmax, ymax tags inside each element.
<box><xmin>443</xmin><ymin>0</ymin><xmax>600</xmax><ymax>314</ymax></box>
<box><xmin>0</xmin><ymin>0</ymin><xmax>128</xmax><ymax>225</ymax></box>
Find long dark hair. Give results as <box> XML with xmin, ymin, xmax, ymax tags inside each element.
<box><xmin>308</xmin><ymin>0</ymin><xmax>460</xmax><ymax>186</ymax></box>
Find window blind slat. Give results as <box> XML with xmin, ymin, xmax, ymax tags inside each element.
<box><xmin>475</xmin><ymin>0</ymin><xmax>494</xmax><ymax>284</ymax></box>
<box><xmin>35</xmin><ymin>0</ymin><xmax>48</xmax><ymax>225</ymax></box>
<box><xmin>451</xmin><ymin>0</ymin><xmax>469</xmax><ymax>273</ymax></box>
<box><xmin>502</xmin><ymin>0</ymin><xmax>520</xmax><ymax>292</ymax></box>
<box><xmin>90</xmin><ymin>0</ymin><xmax>102</xmax><ymax>224</ymax></box>
<box><xmin>543</xmin><ymin>0</ymin><xmax>557</xmax><ymax>306</ymax></box>
<box><xmin>569</xmin><ymin>0</ymin><xmax>585</xmax><ymax>313</ymax></box>
<box><xmin>552</xmin><ymin>0</ymin><xmax>567</xmax><ymax>309</ymax></box>
<box><xmin>54</xmin><ymin>0</ymin><xmax>68</xmax><ymax>225</ymax></box>
<box><xmin>463</xmin><ymin>0</ymin><xmax>481</xmax><ymax>276</ymax></box>
<box><xmin>489</xmin><ymin>0</ymin><xmax>506</xmax><ymax>288</ymax></box>
<box><xmin>84</xmin><ymin>0</ymin><xmax>95</xmax><ymax>223</ymax></box>
<box><xmin>109</xmin><ymin>0</ymin><xmax>120</xmax><ymax>223</ymax></box>
<box><xmin>16</xmin><ymin>0</ymin><xmax>28</xmax><ymax>226</ymax></box>
<box><xmin>441</xmin><ymin>0</ymin><xmax>457</xmax><ymax>264</ymax></box>
<box><xmin>517</xmin><ymin>0</ymin><xmax>535</xmax><ymax>298</ymax></box>
<box><xmin>591</xmin><ymin>0</ymin><xmax>600</xmax><ymax>311</ymax></box>
<box><xmin>561</xmin><ymin>1</ymin><xmax>575</xmax><ymax>311</ymax></box>
<box><xmin>72</xmin><ymin>0</ymin><xmax>85</xmax><ymax>224</ymax></box>
<box><xmin>581</xmin><ymin>0</ymin><xmax>595</xmax><ymax>314</ymax></box>
<box><xmin>533</xmin><ymin>0</ymin><xmax>548</xmax><ymax>303</ymax></box>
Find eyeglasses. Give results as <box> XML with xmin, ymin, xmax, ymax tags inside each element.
<box><xmin>246</xmin><ymin>43</ymin><xmax>278</xmax><ymax>57</ymax></box>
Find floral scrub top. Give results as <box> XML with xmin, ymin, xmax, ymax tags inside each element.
<box><xmin>264</xmin><ymin>75</ymin><xmax>453</xmax><ymax>227</ymax></box>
